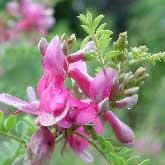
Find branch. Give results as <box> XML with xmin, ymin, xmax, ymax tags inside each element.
<box><xmin>0</xmin><ymin>131</ymin><xmax>26</xmax><ymax>144</ymax></box>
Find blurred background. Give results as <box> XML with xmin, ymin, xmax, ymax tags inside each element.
<box><xmin>0</xmin><ymin>0</ymin><xmax>165</xmax><ymax>164</ymax></box>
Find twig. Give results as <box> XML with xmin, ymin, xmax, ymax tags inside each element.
<box><xmin>0</xmin><ymin>131</ymin><xmax>26</xmax><ymax>143</ymax></box>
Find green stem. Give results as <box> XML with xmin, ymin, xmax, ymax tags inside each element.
<box><xmin>0</xmin><ymin>131</ymin><xmax>26</xmax><ymax>143</ymax></box>
<box><xmin>74</xmin><ymin>132</ymin><xmax>110</xmax><ymax>163</ymax></box>
<box><xmin>55</xmin><ymin>135</ymin><xmax>64</xmax><ymax>144</ymax></box>
<box><xmin>91</xmin><ymin>33</ymin><xmax>105</xmax><ymax>68</ymax></box>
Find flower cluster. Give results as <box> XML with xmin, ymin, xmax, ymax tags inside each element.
<box><xmin>7</xmin><ymin>0</ymin><xmax>54</xmax><ymax>35</ymax></box>
<box><xmin>0</xmin><ymin>35</ymin><xmax>137</xmax><ymax>164</ymax></box>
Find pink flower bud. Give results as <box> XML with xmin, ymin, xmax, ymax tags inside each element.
<box><xmin>104</xmin><ymin>111</ymin><xmax>135</xmax><ymax>145</ymax></box>
<box><xmin>38</xmin><ymin>37</ymin><xmax>48</xmax><ymax>56</ymax></box>
<box><xmin>82</xmin><ymin>41</ymin><xmax>96</xmax><ymax>54</ymax></box>
<box><xmin>114</xmin><ymin>94</ymin><xmax>138</xmax><ymax>109</ymax></box>
<box><xmin>67</xmin><ymin>41</ymin><xmax>96</xmax><ymax>63</ymax></box>
<box><xmin>25</xmin><ymin>127</ymin><xmax>55</xmax><ymax>165</ymax></box>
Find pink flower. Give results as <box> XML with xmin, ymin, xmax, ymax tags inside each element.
<box><xmin>58</xmin><ymin>96</ymin><xmax>97</xmax><ymax>128</ymax></box>
<box><xmin>67</xmin><ymin>119</ymin><xmax>103</xmax><ymax>162</ymax></box>
<box><xmin>0</xmin><ymin>36</ymin><xmax>98</xmax><ymax>128</ymax></box>
<box><xmin>6</xmin><ymin>1</ymin><xmax>20</xmax><ymax>17</ymax></box>
<box><xmin>8</xmin><ymin>0</ymin><xmax>55</xmax><ymax>35</ymax></box>
<box><xmin>67</xmin><ymin>127</ymin><xmax>93</xmax><ymax>162</ymax></box>
<box><xmin>68</xmin><ymin>67</ymin><xmax>118</xmax><ymax>103</ymax></box>
<box><xmin>25</xmin><ymin>127</ymin><xmax>55</xmax><ymax>165</ymax></box>
<box><xmin>0</xmin><ymin>33</ymin><xmax>137</xmax><ymax>162</ymax></box>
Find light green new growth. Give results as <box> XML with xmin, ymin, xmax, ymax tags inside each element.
<box><xmin>78</xmin><ymin>12</ymin><xmax>165</xmax><ymax>73</ymax></box>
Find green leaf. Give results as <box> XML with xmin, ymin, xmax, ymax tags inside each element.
<box><xmin>80</xmin><ymin>36</ymin><xmax>91</xmax><ymax>49</ymax></box>
<box><xmin>93</xmin><ymin>15</ymin><xmax>104</xmax><ymax>30</ymax></box>
<box><xmin>87</xmin><ymin>11</ymin><xmax>93</xmax><ymax>25</ymax></box>
<box><xmin>81</xmin><ymin>25</ymin><xmax>91</xmax><ymax>34</ymax></box>
<box><xmin>138</xmin><ymin>159</ymin><xmax>151</xmax><ymax>165</ymax></box>
<box><xmin>84</xmin><ymin>52</ymin><xmax>96</xmax><ymax>61</ymax></box>
<box><xmin>4</xmin><ymin>115</ymin><xmax>17</xmax><ymax>131</ymax></box>
<box><xmin>98</xmin><ymin>34</ymin><xmax>111</xmax><ymax>52</ymax></box>
<box><xmin>97</xmin><ymin>23</ymin><xmax>107</xmax><ymax>32</ymax></box>
<box><xmin>118</xmin><ymin>157</ymin><xmax>126</xmax><ymax>165</ymax></box>
<box><xmin>97</xmin><ymin>136</ymin><xmax>106</xmax><ymax>150</ymax></box>
<box><xmin>105</xmin><ymin>51</ymin><xmax>121</xmax><ymax>61</ymax></box>
<box><xmin>105</xmin><ymin>141</ymin><xmax>114</xmax><ymax>153</ymax></box>
<box><xmin>109</xmin><ymin>152</ymin><xmax>120</xmax><ymax>165</ymax></box>
<box><xmin>127</xmin><ymin>156</ymin><xmax>141</xmax><ymax>165</ymax></box>
<box><xmin>78</xmin><ymin>14</ymin><xmax>89</xmax><ymax>25</ymax></box>
<box><xmin>15</xmin><ymin>121</ymin><xmax>28</xmax><ymax>136</ymax></box>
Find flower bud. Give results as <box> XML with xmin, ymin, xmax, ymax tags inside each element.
<box><xmin>137</xmin><ymin>74</ymin><xmax>149</xmax><ymax>82</ymax></box>
<box><xmin>25</xmin><ymin>127</ymin><xmax>55</xmax><ymax>165</ymax></box>
<box><xmin>113</xmin><ymin>94</ymin><xmax>138</xmax><ymax>109</ymax></box>
<box><xmin>110</xmin><ymin>78</ymin><xmax>120</xmax><ymax>97</ymax></box>
<box><xmin>135</xmin><ymin>67</ymin><xmax>146</xmax><ymax>78</ymax></box>
<box><xmin>38</xmin><ymin>37</ymin><xmax>48</xmax><ymax>56</ymax></box>
<box><xmin>82</xmin><ymin>41</ymin><xmax>96</xmax><ymax>54</ymax></box>
<box><xmin>125</xmin><ymin>75</ymin><xmax>136</xmax><ymax>87</ymax></box>
<box><xmin>124</xmin><ymin>87</ymin><xmax>139</xmax><ymax>96</ymax></box>
<box><xmin>67</xmin><ymin>41</ymin><xmax>96</xmax><ymax>63</ymax></box>
<box><xmin>103</xmin><ymin>111</ymin><xmax>135</xmax><ymax>145</ymax></box>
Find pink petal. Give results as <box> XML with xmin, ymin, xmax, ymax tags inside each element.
<box><xmin>75</xmin><ymin>104</ymin><xmax>97</xmax><ymax>125</ymax></box>
<box><xmin>67</xmin><ymin>41</ymin><xmax>96</xmax><ymax>63</ymax></box>
<box><xmin>69</xmin><ymin>61</ymin><xmax>88</xmax><ymax>73</ymax></box>
<box><xmin>43</xmin><ymin>36</ymin><xmax>65</xmax><ymax>76</ymax></box>
<box><xmin>89</xmin><ymin>68</ymin><xmax>118</xmax><ymax>103</ymax></box>
<box><xmin>67</xmin><ymin>127</ymin><xmax>90</xmax><ymax>161</ymax></box>
<box><xmin>93</xmin><ymin>118</ymin><xmax>103</xmax><ymax>134</ymax></box>
<box><xmin>40</xmin><ymin>84</ymin><xmax>68</xmax><ymax>113</ymax></box>
<box><xmin>39</xmin><ymin>101</ymin><xmax>69</xmax><ymax>126</ymax></box>
<box><xmin>26</xmin><ymin>86</ymin><xmax>37</xmax><ymax>102</ymax></box>
<box><xmin>37</xmin><ymin>73</ymin><xmax>49</xmax><ymax>97</ymax></box>
<box><xmin>104</xmin><ymin>111</ymin><xmax>135</xmax><ymax>145</ymax></box>
<box><xmin>0</xmin><ymin>93</ymin><xmax>39</xmax><ymax>114</ymax></box>
<box><xmin>114</xmin><ymin>94</ymin><xmax>138</xmax><ymax>109</ymax></box>
<box><xmin>25</xmin><ymin>127</ymin><xmax>55</xmax><ymax>165</ymax></box>
<box><xmin>67</xmin><ymin>51</ymin><xmax>84</xmax><ymax>63</ymax></box>
<box><xmin>68</xmin><ymin>68</ymin><xmax>91</xmax><ymax>96</ymax></box>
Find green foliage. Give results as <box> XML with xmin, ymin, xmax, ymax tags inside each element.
<box><xmin>0</xmin><ymin>43</ymin><xmax>41</xmax><ymax>98</ymax></box>
<box><xmin>0</xmin><ymin>113</ymin><xmax>36</xmax><ymax>164</ymax></box>
<box><xmin>1</xmin><ymin>11</ymin><xmax>165</xmax><ymax>164</ymax></box>
<box><xmin>85</xmin><ymin>126</ymin><xmax>150</xmax><ymax>165</ymax></box>
<box><xmin>78</xmin><ymin>12</ymin><xmax>165</xmax><ymax>74</ymax></box>
<box><xmin>4</xmin><ymin>115</ymin><xmax>17</xmax><ymax>132</ymax></box>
